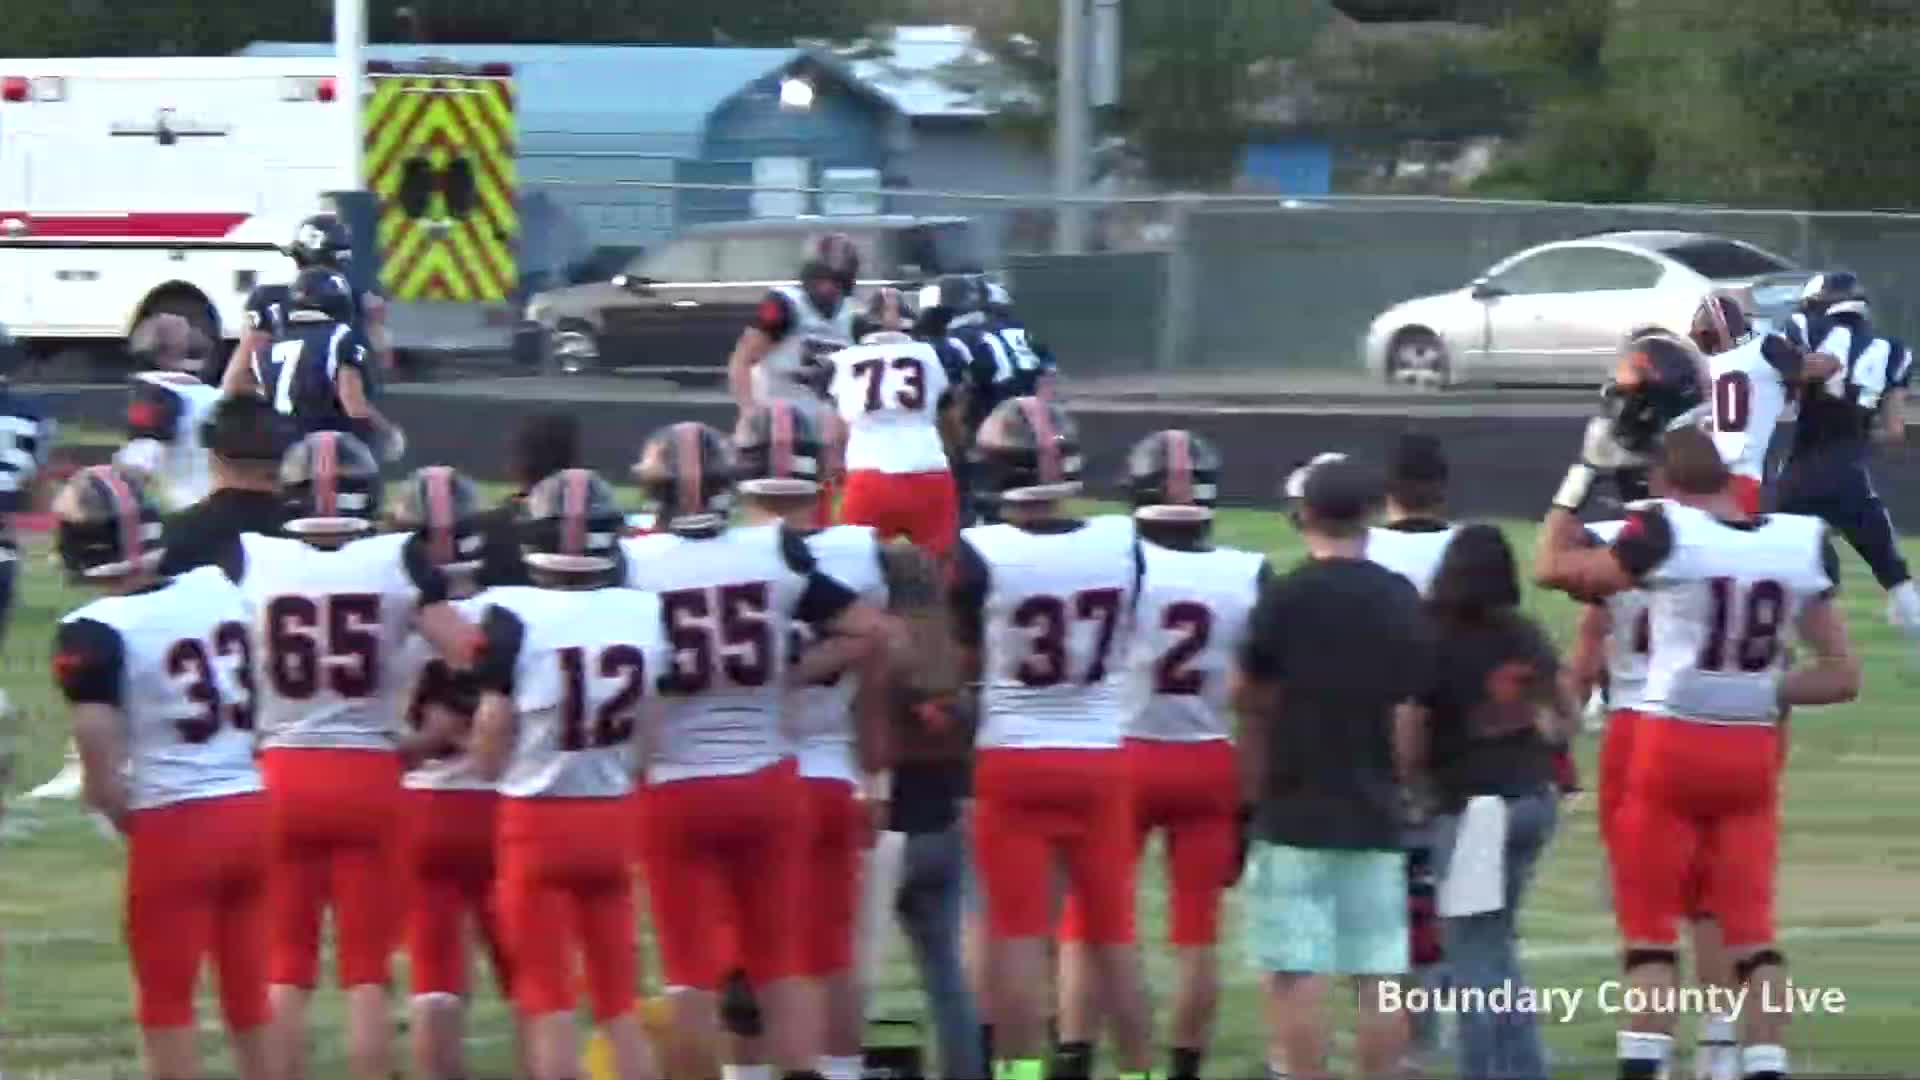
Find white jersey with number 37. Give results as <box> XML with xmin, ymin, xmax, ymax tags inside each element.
<box><xmin>1708</xmin><ymin>335</ymin><xmax>1791</xmax><ymax>482</ymax></box>
<box><xmin>1633</xmin><ymin>502</ymin><xmax>1833</xmax><ymax>725</ymax></box>
<box><xmin>827</xmin><ymin>340</ymin><xmax>952</xmax><ymax>474</ymax></box>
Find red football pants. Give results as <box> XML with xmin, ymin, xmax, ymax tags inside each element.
<box><xmin>496</xmin><ymin>796</ymin><xmax>636</xmax><ymax>1020</ymax></box>
<box><xmin>1058</xmin><ymin>738</ymin><xmax>1237</xmax><ymax>946</ymax></box>
<box><xmin>838</xmin><ymin>468</ymin><xmax>959</xmax><ymax>558</ymax></box>
<box><xmin>974</xmin><ymin>748</ymin><xmax>1137</xmax><ymax>945</ymax></box>
<box><xmin>260</xmin><ymin>748</ymin><xmax>404</xmax><ymax>989</ymax></box>
<box><xmin>799</xmin><ymin>778</ymin><xmax>865</xmax><ymax>976</ymax></box>
<box><xmin>637</xmin><ymin>761</ymin><xmax>808</xmax><ymax>989</ymax></box>
<box><xmin>126</xmin><ymin>792</ymin><xmax>272</xmax><ymax>1030</ymax></box>
<box><xmin>1730</xmin><ymin>474</ymin><xmax>1762</xmax><ymax>516</ymax></box>
<box><xmin>404</xmin><ymin>788</ymin><xmax>510</xmax><ymax>998</ymax></box>
<box><xmin>1611</xmin><ymin>715</ymin><xmax>1780</xmax><ymax>948</ymax></box>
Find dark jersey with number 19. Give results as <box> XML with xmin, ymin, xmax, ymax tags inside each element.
<box><xmin>950</xmin><ymin>515</ymin><xmax>1140</xmax><ymax>749</ymax></box>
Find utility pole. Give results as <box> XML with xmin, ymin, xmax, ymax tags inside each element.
<box><xmin>1054</xmin><ymin>0</ymin><xmax>1092</xmax><ymax>254</ymax></box>
<box><xmin>335</xmin><ymin>0</ymin><xmax>367</xmax><ymax>190</ymax></box>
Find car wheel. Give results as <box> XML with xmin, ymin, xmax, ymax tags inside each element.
<box><xmin>551</xmin><ymin>321</ymin><xmax>601</xmax><ymax>374</ymax></box>
<box><xmin>1386</xmin><ymin>328</ymin><xmax>1449</xmax><ymax>389</ymax></box>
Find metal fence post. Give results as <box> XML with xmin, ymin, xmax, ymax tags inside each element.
<box><xmin>1156</xmin><ymin>195</ymin><xmax>1196</xmax><ymax>372</ymax></box>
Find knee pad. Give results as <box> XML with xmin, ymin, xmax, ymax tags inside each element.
<box><xmin>719</xmin><ymin>968</ymin><xmax>764</xmax><ymax>1038</ymax></box>
<box><xmin>1734</xmin><ymin>948</ymin><xmax>1785</xmax><ymax>984</ymax></box>
<box><xmin>1622</xmin><ymin>947</ymin><xmax>1679</xmax><ymax>973</ymax></box>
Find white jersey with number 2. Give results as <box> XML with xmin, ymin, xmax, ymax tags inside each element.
<box><xmin>1707</xmin><ymin>334</ymin><xmax>1792</xmax><ymax>482</ymax></box>
<box><xmin>827</xmin><ymin>340</ymin><xmax>952</xmax><ymax>474</ymax></box>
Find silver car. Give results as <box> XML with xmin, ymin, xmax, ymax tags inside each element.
<box><xmin>1363</xmin><ymin>231</ymin><xmax>1811</xmax><ymax>387</ymax></box>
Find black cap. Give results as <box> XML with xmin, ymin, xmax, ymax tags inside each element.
<box><xmin>1389</xmin><ymin>432</ymin><xmax>1447</xmax><ymax>486</ymax></box>
<box><xmin>201</xmin><ymin>394</ymin><xmax>293</xmax><ymax>462</ymax></box>
<box><xmin>1301</xmin><ymin>456</ymin><xmax>1381</xmax><ymax>525</ymax></box>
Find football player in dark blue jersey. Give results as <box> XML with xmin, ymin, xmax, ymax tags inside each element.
<box><xmin>0</xmin><ymin>335</ymin><xmax>58</xmax><ymax>646</ymax></box>
<box><xmin>231</xmin><ymin>269</ymin><xmax>405</xmax><ymax>464</ymax></box>
<box><xmin>221</xmin><ymin>213</ymin><xmax>391</xmax><ymax>398</ymax></box>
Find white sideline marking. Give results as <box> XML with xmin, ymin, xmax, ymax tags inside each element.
<box><xmin>1523</xmin><ymin>918</ymin><xmax>1920</xmax><ymax>961</ymax></box>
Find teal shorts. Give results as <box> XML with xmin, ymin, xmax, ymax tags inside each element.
<box><xmin>1242</xmin><ymin>841</ymin><xmax>1409</xmax><ymax>976</ymax></box>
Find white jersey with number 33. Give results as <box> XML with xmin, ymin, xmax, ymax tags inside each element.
<box><xmin>1708</xmin><ymin>335</ymin><xmax>1792</xmax><ymax>482</ymax></box>
<box><xmin>1634</xmin><ymin>502</ymin><xmax>1832</xmax><ymax>725</ymax></box>
<box><xmin>827</xmin><ymin>340</ymin><xmax>952</xmax><ymax>474</ymax></box>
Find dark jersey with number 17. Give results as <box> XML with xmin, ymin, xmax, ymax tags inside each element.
<box><xmin>252</xmin><ymin>315</ymin><xmax>370</xmax><ymax>437</ymax></box>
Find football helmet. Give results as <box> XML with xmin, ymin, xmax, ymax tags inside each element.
<box><xmin>984</xmin><ymin>279</ymin><xmax>1013</xmax><ymax>313</ymax></box>
<box><xmin>1688</xmin><ymin>293</ymin><xmax>1751</xmax><ymax>356</ymax></box>
<box><xmin>633</xmin><ymin>421</ymin><xmax>737</xmax><ymax>535</ymax></box>
<box><xmin>970</xmin><ymin>396</ymin><xmax>1082</xmax><ymax>505</ymax></box>
<box><xmin>291</xmin><ymin>266</ymin><xmax>355</xmax><ymax>323</ymax></box>
<box><xmin>733</xmin><ymin>402</ymin><xmax>824</xmax><ymax>498</ymax></box>
<box><xmin>915</xmin><ymin>274</ymin><xmax>984</xmax><ymax>320</ymax></box>
<box><xmin>289</xmin><ymin>212</ymin><xmax>353</xmax><ymax>269</ymax></box>
<box><xmin>1605</xmin><ymin>334</ymin><xmax>1707</xmax><ymax>453</ymax></box>
<box><xmin>391</xmin><ymin>465</ymin><xmax>486</xmax><ymax>573</ymax></box>
<box><xmin>800</xmin><ymin>233</ymin><xmax>860</xmax><ymax>291</ymax></box>
<box><xmin>519</xmin><ymin>468</ymin><xmax>625</xmax><ymax>576</ymax></box>
<box><xmin>864</xmin><ymin>286</ymin><xmax>915</xmax><ymax>332</ymax></box>
<box><xmin>1126</xmin><ymin>429</ymin><xmax>1220</xmax><ymax>522</ymax></box>
<box><xmin>280</xmin><ymin>430</ymin><xmax>383</xmax><ymax>537</ymax></box>
<box><xmin>54</xmin><ymin>465</ymin><xmax>164</xmax><ymax>581</ymax></box>
<box><xmin>1798</xmin><ymin>270</ymin><xmax>1868</xmax><ymax>319</ymax></box>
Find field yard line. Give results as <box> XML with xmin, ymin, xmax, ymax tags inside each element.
<box><xmin>1523</xmin><ymin>918</ymin><xmax>1920</xmax><ymax>961</ymax></box>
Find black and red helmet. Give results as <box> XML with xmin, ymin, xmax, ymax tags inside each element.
<box><xmin>1605</xmin><ymin>334</ymin><xmax>1707</xmax><ymax>453</ymax></box>
<box><xmin>391</xmin><ymin>465</ymin><xmax>486</xmax><ymax>573</ymax></box>
<box><xmin>633</xmin><ymin>421</ymin><xmax>738</xmax><ymax>535</ymax></box>
<box><xmin>54</xmin><ymin>465</ymin><xmax>165</xmax><ymax>581</ymax></box>
<box><xmin>732</xmin><ymin>401</ymin><xmax>825</xmax><ymax>498</ymax></box>
<box><xmin>1688</xmin><ymin>292</ymin><xmax>1752</xmax><ymax>356</ymax></box>
<box><xmin>1126</xmin><ymin>429</ymin><xmax>1221</xmax><ymax>522</ymax></box>
<box><xmin>800</xmin><ymin>232</ymin><xmax>860</xmax><ymax>290</ymax></box>
<box><xmin>280</xmin><ymin>430</ymin><xmax>383</xmax><ymax>538</ymax></box>
<box><xmin>970</xmin><ymin>396</ymin><xmax>1083</xmax><ymax>506</ymax></box>
<box><xmin>518</xmin><ymin>468</ymin><xmax>626</xmax><ymax>577</ymax></box>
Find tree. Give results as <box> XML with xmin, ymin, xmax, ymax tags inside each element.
<box><xmin>970</xmin><ymin>0</ymin><xmax>1327</xmax><ymax>190</ymax></box>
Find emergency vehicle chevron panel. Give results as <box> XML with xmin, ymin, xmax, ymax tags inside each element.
<box><xmin>363</xmin><ymin>70</ymin><xmax>517</xmax><ymax>303</ymax></box>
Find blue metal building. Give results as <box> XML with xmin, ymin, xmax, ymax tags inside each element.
<box><xmin>239</xmin><ymin>42</ymin><xmax>906</xmax><ymax>278</ymax></box>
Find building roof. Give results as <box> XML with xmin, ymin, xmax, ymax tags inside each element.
<box><xmin>237</xmin><ymin>42</ymin><xmax>891</xmax><ymax>145</ymax></box>
<box><xmin>830</xmin><ymin>25</ymin><xmax>1035</xmax><ymax>120</ymax></box>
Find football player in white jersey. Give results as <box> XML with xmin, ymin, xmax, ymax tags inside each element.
<box><xmin>216</xmin><ymin>431</ymin><xmax>475</xmax><ymax>1080</ymax></box>
<box><xmin>464</xmin><ymin>469</ymin><xmax>666</xmax><ymax>1080</ymax></box>
<box><xmin>824</xmin><ymin>326</ymin><xmax>967</xmax><ymax>559</ymax></box>
<box><xmin>1053</xmin><ymin>431</ymin><xmax>1264</xmax><ymax>1080</ymax></box>
<box><xmin>732</xmin><ymin>403</ymin><xmax>896</xmax><ymax>1080</ymax></box>
<box><xmin>947</xmin><ymin>397</ymin><xmax>1154</xmax><ymax>1080</ymax></box>
<box><xmin>1537</xmin><ymin>420</ymin><xmax>1860</xmax><ymax>1080</ymax></box>
<box><xmin>115</xmin><ymin>313</ymin><xmax>223</xmax><ymax>512</ymax></box>
<box><xmin>1687</xmin><ymin>294</ymin><xmax>1837</xmax><ymax>516</ymax></box>
<box><xmin>625</xmin><ymin>420</ymin><xmax>892</xmax><ymax>1080</ymax></box>
<box><xmin>386</xmin><ymin>466</ymin><xmax>525</xmax><ymax>1080</ymax></box>
<box><xmin>729</xmin><ymin>233</ymin><xmax>863</xmax><ymax>412</ymax></box>
<box><xmin>48</xmin><ymin>466</ymin><xmax>275</xmax><ymax>1080</ymax></box>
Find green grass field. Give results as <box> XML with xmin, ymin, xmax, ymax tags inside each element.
<box><xmin>3</xmin><ymin>445</ymin><xmax>1918</xmax><ymax>1077</ymax></box>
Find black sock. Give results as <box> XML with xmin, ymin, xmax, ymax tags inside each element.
<box><xmin>1619</xmin><ymin>1063</ymin><xmax>1660</xmax><ymax>1080</ymax></box>
<box><xmin>1170</xmin><ymin>1046</ymin><xmax>1202</xmax><ymax>1080</ymax></box>
<box><xmin>783</xmin><ymin>1072</ymin><xmax>826</xmax><ymax>1080</ymax></box>
<box><xmin>981</xmin><ymin>1023</ymin><xmax>996</xmax><ymax>1067</ymax></box>
<box><xmin>1051</xmin><ymin>1039</ymin><xmax>1094</xmax><ymax>1080</ymax></box>
<box><xmin>1745</xmin><ymin>1073</ymin><xmax>1786</xmax><ymax>1080</ymax></box>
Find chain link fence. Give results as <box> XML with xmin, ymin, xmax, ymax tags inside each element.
<box><xmin>518</xmin><ymin>175</ymin><xmax>1920</xmax><ymax>377</ymax></box>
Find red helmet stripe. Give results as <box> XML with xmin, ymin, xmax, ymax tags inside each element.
<box><xmin>1018</xmin><ymin>397</ymin><xmax>1062</xmax><ymax>484</ymax></box>
<box><xmin>425</xmin><ymin>466</ymin><xmax>455</xmax><ymax>566</ymax></box>
<box><xmin>313</xmin><ymin>433</ymin><xmax>339</xmax><ymax>517</ymax></box>
<box><xmin>561</xmin><ymin>468</ymin><xmax>588</xmax><ymax>554</ymax></box>
<box><xmin>771</xmin><ymin>403</ymin><xmax>795</xmax><ymax>478</ymax></box>
<box><xmin>93</xmin><ymin>466</ymin><xmax>143</xmax><ymax>570</ymax></box>
<box><xmin>1166</xmin><ymin>430</ymin><xmax>1193</xmax><ymax>504</ymax></box>
<box><xmin>675</xmin><ymin>423</ymin><xmax>702</xmax><ymax>516</ymax></box>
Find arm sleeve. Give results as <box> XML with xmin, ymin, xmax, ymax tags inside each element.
<box><xmin>1236</xmin><ymin>576</ymin><xmax>1287</xmax><ymax>679</ymax></box>
<box><xmin>336</xmin><ymin>330</ymin><xmax>370</xmax><ymax>373</ymax></box>
<box><xmin>125</xmin><ymin>381</ymin><xmax>183</xmax><ymax>441</ymax></box>
<box><xmin>752</xmin><ymin>291</ymin><xmax>796</xmax><ymax>341</ymax></box>
<box><xmin>946</xmin><ymin>536</ymin><xmax>990</xmax><ymax>648</ymax></box>
<box><xmin>243</xmin><ymin>285</ymin><xmax>276</xmax><ymax>331</ymax></box>
<box><xmin>470</xmin><ymin>604</ymin><xmax>524</xmax><ymax>694</ymax></box>
<box><xmin>401</xmin><ymin>536</ymin><xmax>452</xmax><ymax>606</ymax></box>
<box><xmin>1760</xmin><ymin>334</ymin><xmax>1806</xmax><ymax>382</ymax></box>
<box><xmin>1609</xmin><ymin>505</ymin><xmax>1677</xmax><ymax>581</ymax></box>
<box><xmin>51</xmin><ymin>618</ymin><xmax>126</xmax><ymax>707</ymax></box>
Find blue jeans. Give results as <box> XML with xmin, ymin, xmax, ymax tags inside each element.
<box><xmin>1432</xmin><ymin>789</ymin><xmax>1558</xmax><ymax>1080</ymax></box>
<box><xmin>895</xmin><ymin>824</ymin><xmax>984</xmax><ymax>1080</ymax></box>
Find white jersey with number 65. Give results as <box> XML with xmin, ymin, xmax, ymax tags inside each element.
<box><xmin>826</xmin><ymin>340</ymin><xmax>952</xmax><ymax>474</ymax></box>
<box><xmin>1708</xmin><ymin>334</ymin><xmax>1793</xmax><ymax>482</ymax></box>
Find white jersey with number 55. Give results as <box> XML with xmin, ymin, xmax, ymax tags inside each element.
<box><xmin>826</xmin><ymin>340</ymin><xmax>953</xmax><ymax>474</ymax></box>
<box><xmin>1618</xmin><ymin>501</ymin><xmax>1835</xmax><ymax>725</ymax></box>
<box><xmin>1708</xmin><ymin>334</ymin><xmax>1794</xmax><ymax>482</ymax></box>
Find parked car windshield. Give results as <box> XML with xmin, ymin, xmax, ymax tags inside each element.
<box><xmin>1657</xmin><ymin>239</ymin><xmax>1793</xmax><ymax>280</ymax></box>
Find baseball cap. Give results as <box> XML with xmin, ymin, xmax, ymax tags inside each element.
<box><xmin>1301</xmin><ymin>455</ymin><xmax>1381</xmax><ymax>526</ymax></box>
<box><xmin>201</xmin><ymin>394</ymin><xmax>293</xmax><ymax>462</ymax></box>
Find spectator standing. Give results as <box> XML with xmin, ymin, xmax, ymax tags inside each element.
<box><xmin>473</xmin><ymin>412</ymin><xmax>580</xmax><ymax>588</ymax></box>
<box><xmin>1402</xmin><ymin>524</ymin><xmax>1576</xmax><ymax>1080</ymax></box>
<box><xmin>1231</xmin><ymin>456</ymin><xmax>1435</xmax><ymax>1079</ymax></box>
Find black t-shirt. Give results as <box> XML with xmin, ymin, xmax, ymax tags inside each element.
<box><xmin>1418</xmin><ymin>612</ymin><xmax>1561</xmax><ymax>811</ymax></box>
<box><xmin>473</xmin><ymin>497</ymin><xmax>532</xmax><ymax>589</ymax></box>
<box><xmin>1238</xmin><ymin>555</ymin><xmax>1434</xmax><ymax>850</ymax></box>
<box><xmin>157</xmin><ymin>488</ymin><xmax>290</xmax><ymax>576</ymax></box>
